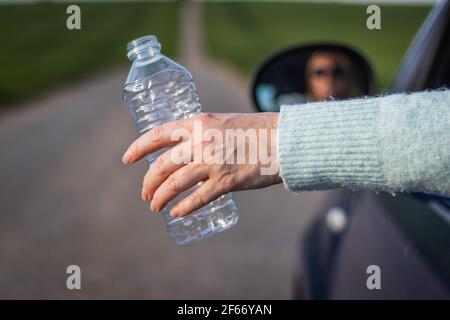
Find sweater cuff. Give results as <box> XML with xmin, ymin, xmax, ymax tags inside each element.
<box><xmin>278</xmin><ymin>98</ymin><xmax>385</xmax><ymax>192</ymax></box>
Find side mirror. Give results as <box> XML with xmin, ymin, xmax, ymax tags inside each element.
<box><xmin>251</xmin><ymin>43</ymin><xmax>377</xmax><ymax>112</ymax></box>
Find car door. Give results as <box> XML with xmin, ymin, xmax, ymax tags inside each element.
<box><xmin>299</xmin><ymin>0</ymin><xmax>450</xmax><ymax>299</ymax></box>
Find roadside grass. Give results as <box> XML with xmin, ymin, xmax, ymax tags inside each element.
<box><xmin>0</xmin><ymin>2</ymin><xmax>178</xmax><ymax>105</ymax></box>
<box><xmin>203</xmin><ymin>3</ymin><xmax>431</xmax><ymax>90</ymax></box>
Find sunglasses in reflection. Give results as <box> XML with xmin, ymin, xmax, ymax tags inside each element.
<box><xmin>310</xmin><ymin>66</ymin><xmax>347</xmax><ymax>78</ymax></box>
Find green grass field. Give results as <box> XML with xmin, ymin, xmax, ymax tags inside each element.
<box><xmin>203</xmin><ymin>3</ymin><xmax>431</xmax><ymax>90</ymax></box>
<box><xmin>0</xmin><ymin>2</ymin><xmax>178</xmax><ymax>105</ymax></box>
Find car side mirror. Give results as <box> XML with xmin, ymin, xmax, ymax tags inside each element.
<box><xmin>251</xmin><ymin>43</ymin><xmax>377</xmax><ymax>112</ymax></box>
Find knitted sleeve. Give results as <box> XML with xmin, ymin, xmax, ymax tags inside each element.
<box><xmin>277</xmin><ymin>90</ymin><xmax>450</xmax><ymax>196</ymax></box>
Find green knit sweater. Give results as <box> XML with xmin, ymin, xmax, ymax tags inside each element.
<box><xmin>278</xmin><ymin>90</ymin><xmax>450</xmax><ymax>196</ymax></box>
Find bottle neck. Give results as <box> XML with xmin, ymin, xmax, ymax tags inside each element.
<box><xmin>127</xmin><ymin>35</ymin><xmax>162</xmax><ymax>62</ymax></box>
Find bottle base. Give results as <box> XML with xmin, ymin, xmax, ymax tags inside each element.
<box><xmin>165</xmin><ymin>196</ymin><xmax>239</xmax><ymax>245</ymax></box>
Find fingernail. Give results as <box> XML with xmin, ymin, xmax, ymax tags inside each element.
<box><xmin>150</xmin><ymin>203</ymin><xmax>160</xmax><ymax>213</ymax></box>
<box><xmin>141</xmin><ymin>189</ymin><xmax>148</xmax><ymax>201</ymax></box>
<box><xmin>122</xmin><ymin>150</ymin><xmax>131</xmax><ymax>164</ymax></box>
<box><xmin>170</xmin><ymin>207</ymin><xmax>179</xmax><ymax>217</ymax></box>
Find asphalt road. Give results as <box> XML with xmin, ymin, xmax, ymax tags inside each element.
<box><xmin>0</xmin><ymin>2</ymin><xmax>326</xmax><ymax>299</ymax></box>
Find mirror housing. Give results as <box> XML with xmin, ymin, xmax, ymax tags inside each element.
<box><xmin>251</xmin><ymin>43</ymin><xmax>376</xmax><ymax>112</ymax></box>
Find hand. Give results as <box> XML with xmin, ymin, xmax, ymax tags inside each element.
<box><xmin>122</xmin><ymin>112</ymin><xmax>281</xmax><ymax>217</ymax></box>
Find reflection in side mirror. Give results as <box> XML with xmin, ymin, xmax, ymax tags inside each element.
<box><xmin>251</xmin><ymin>43</ymin><xmax>376</xmax><ymax>112</ymax></box>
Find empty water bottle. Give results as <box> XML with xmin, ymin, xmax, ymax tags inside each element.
<box><xmin>122</xmin><ymin>35</ymin><xmax>239</xmax><ymax>245</ymax></box>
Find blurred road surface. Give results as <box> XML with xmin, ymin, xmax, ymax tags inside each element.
<box><xmin>0</xmin><ymin>2</ymin><xmax>327</xmax><ymax>299</ymax></box>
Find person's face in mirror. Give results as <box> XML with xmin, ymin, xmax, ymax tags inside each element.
<box><xmin>306</xmin><ymin>51</ymin><xmax>355</xmax><ymax>101</ymax></box>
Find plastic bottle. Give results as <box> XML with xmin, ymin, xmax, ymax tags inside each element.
<box><xmin>122</xmin><ymin>35</ymin><xmax>239</xmax><ymax>245</ymax></box>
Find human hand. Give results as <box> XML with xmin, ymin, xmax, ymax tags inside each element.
<box><xmin>122</xmin><ymin>112</ymin><xmax>281</xmax><ymax>217</ymax></box>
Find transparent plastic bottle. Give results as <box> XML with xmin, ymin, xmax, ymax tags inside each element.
<box><xmin>122</xmin><ymin>35</ymin><xmax>239</xmax><ymax>245</ymax></box>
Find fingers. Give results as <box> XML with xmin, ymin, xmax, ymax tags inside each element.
<box><xmin>170</xmin><ymin>179</ymin><xmax>227</xmax><ymax>218</ymax></box>
<box><xmin>149</xmin><ymin>163</ymin><xmax>209</xmax><ymax>212</ymax></box>
<box><xmin>122</xmin><ymin>119</ymin><xmax>191</xmax><ymax>164</ymax></box>
<box><xmin>142</xmin><ymin>141</ymin><xmax>193</xmax><ymax>201</ymax></box>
